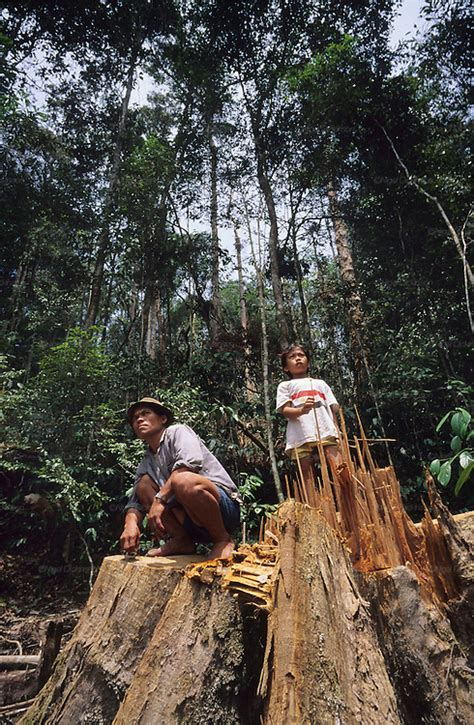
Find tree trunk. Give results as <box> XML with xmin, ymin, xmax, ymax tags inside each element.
<box><xmin>327</xmin><ymin>181</ymin><xmax>394</xmax><ymax>462</ymax></box>
<box><xmin>234</xmin><ymin>224</ymin><xmax>256</xmax><ymax>401</ymax></box>
<box><xmin>145</xmin><ymin>287</ymin><xmax>161</xmax><ymax>361</ymax></box>
<box><xmin>254</xmin><ymin>135</ymin><xmax>290</xmax><ymax>349</ymax></box>
<box><xmin>327</xmin><ymin>179</ymin><xmax>367</xmax><ymax>391</ymax></box>
<box><xmin>208</xmin><ymin>119</ymin><xmax>222</xmax><ymax>346</ymax></box>
<box><xmin>245</xmin><ymin>198</ymin><xmax>284</xmax><ymax>503</ymax></box>
<box><xmin>83</xmin><ymin>42</ymin><xmax>140</xmax><ymax>330</ymax></box>
<box><xmin>114</xmin><ymin>576</ymin><xmax>264</xmax><ymax>724</ymax></box>
<box><xmin>291</xmin><ymin>230</ymin><xmax>311</xmax><ymax>344</ymax></box>
<box><xmin>313</xmin><ymin>252</ymin><xmax>345</xmax><ymax>394</ymax></box>
<box><xmin>287</xmin><ymin>185</ymin><xmax>311</xmax><ymax>344</ymax></box>
<box><xmin>260</xmin><ymin>503</ymin><xmax>400</xmax><ymax>723</ymax></box>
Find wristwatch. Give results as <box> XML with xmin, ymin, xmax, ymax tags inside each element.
<box><xmin>155</xmin><ymin>492</ymin><xmax>168</xmax><ymax>506</ymax></box>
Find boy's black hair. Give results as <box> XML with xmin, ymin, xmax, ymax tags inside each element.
<box><xmin>280</xmin><ymin>343</ymin><xmax>311</xmax><ymax>372</ymax></box>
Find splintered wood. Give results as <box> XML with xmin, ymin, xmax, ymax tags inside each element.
<box><xmin>186</xmin><ymin>540</ymin><xmax>279</xmax><ymax>611</ymax></box>
<box><xmin>286</xmin><ymin>409</ymin><xmax>459</xmax><ymax>606</ymax></box>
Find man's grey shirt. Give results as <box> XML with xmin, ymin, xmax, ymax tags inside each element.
<box><xmin>124</xmin><ymin>423</ymin><xmax>242</xmax><ymax>515</ymax></box>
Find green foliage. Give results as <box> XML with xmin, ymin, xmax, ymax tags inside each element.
<box><xmin>239</xmin><ymin>472</ymin><xmax>277</xmax><ymax>538</ymax></box>
<box><xmin>37</xmin><ymin>456</ymin><xmax>108</xmax><ymax>524</ymax></box>
<box><xmin>430</xmin><ymin>408</ymin><xmax>473</xmax><ymax>495</ymax></box>
<box><xmin>1</xmin><ymin>331</ymin><xmax>132</xmax><ymax>553</ymax></box>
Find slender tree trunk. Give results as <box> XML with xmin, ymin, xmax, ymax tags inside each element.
<box><xmin>157</xmin><ymin>290</ymin><xmax>166</xmax><ymax>361</ymax></box>
<box><xmin>100</xmin><ymin>253</ymin><xmax>117</xmax><ymax>340</ymax></box>
<box><xmin>9</xmin><ymin>260</ymin><xmax>29</xmax><ymax>332</ymax></box>
<box><xmin>253</xmin><ymin>135</ymin><xmax>290</xmax><ymax>349</ymax></box>
<box><xmin>245</xmin><ymin>199</ymin><xmax>284</xmax><ymax>503</ymax></box>
<box><xmin>140</xmin><ymin>288</ymin><xmax>149</xmax><ymax>358</ymax></box>
<box><xmin>145</xmin><ymin>288</ymin><xmax>158</xmax><ymax>361</ymax></box>
<box><xmin>208</xmin><ymin>119</ymin><xmax>222</xmax><ymax>346</ymax></box>
<box><xmin>328</xmin><ymin>181</ymin><xmax>393</xmax><ymax>463</ymax></box>
<box><xmin>84</xmin><ymin>41</ymin><xmax>140</xmax><ymax>329</ymax></box>
<box><xmin>9</xmin><ymin>244</ymin><xmax>37</xmax><ymax>333</ymax></box>
<box><xmin>188</xmin><ymin>277</ymin><xmax>195</xmax><ymax>367</ymax></box>
<box><xmin>291</xmin><ymin>232</ymin><xmax>311</xmax><ymax>343</ymax></box>
<box><xmin>287</xmin><ymin>184</ymin><xmax>311</xmax><ymax>343</ymax></box>
<box><xmin>234</xmin><ymin>224</ymin><xmax>256</xmax><ymax>401</ymax></box>
<box><xmin>313</xmin><ymin>253</ymin><xmax>345</xmax><ymax>395</ymax></box>
<box><xmin>327</xmin><ymin>179</ymin><xmax>367</xmax><ymax>390</ymax></box>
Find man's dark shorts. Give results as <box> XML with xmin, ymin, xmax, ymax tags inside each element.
<box><xmin>183</xmin><ymin>487</ymin><xmax>241</xmax><ymax>544</ymax></box>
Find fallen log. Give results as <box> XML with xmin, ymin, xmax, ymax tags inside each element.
<box><xmin>0</xmin><ymin>656</ymin><xmax>40</xmax><ymax>670</ymax></box>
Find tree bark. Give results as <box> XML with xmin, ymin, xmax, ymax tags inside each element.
<box><xmin>245</xmin><ymin>198</ymin><xmax>284</xmax><ymax>502</ymax></box>
<box><xmin>260</xmin><ymin>503</ymin><xmax>400</xmax><ymax>723</ymax></box>
<box><xmin>19</xmin><ymin>555</ymin><xmax>203</xmax><ymax>724</ymax></box>
<box><xmin>208</xmin><ymin>119</ymin><xmax>223</xmax><ymax>346</ymax></box>
<box><xmin>291</xmin><ymin>232</ymin><xmax>311</xmax><ymax>344</ymax></box>
<box><xmin>253</xmin><ymin>134</ymin><xmax>290</xmax><ymax>349</ymax></box>
<box><xmin>114</xmin><ymin>576</ymin><xmax>264</xmax><ymax>724</ymax></box>
<box><xmin>233</xmin><ymin>224</ymin><xmax>255</xmax><ymax>400</ymax></box>
<box><xmin>327</xmin><ymin>179</ymin><xmax>367</xmax><ymax>391</ymax></box>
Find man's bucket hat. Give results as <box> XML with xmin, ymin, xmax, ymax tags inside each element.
<box><xmin>127</xmin><ymin>397</ymin><xmax>174</xmax><ymax>425</ymax></box>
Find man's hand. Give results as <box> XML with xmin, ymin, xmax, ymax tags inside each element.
<box><xmin>120</xmin><ymin>519</ymin><xmax>141</xmax><ymax>553</ymax></box>
<box><xmin>147</xmin><ymin>499</ymin><xmax>167</xmax><ymax>539</ymax></box>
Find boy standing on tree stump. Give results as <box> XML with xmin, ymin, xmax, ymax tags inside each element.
<box><xmin>120</xmin><ymin>397</ymin><xmax>241</xmax><ymax>560</ymax></box>
<box><xmin>276</xmin><ymin>344</ymin><xmax>343</xmax><ymax>488</ymax></box>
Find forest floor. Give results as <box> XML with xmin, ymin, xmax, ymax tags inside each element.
<box><xmin>0</xmin><ymin>552</ymin><xmax>98</xmax><ymax>723</ymax></box>
<box><xmin>0</xmin><ymin>552</ymin><xmax>98</xmax><ymax>661</ymax></box>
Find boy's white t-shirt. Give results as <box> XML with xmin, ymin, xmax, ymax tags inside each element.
<box><xmin>276</xmin><ymin>377</ymin><xmax>339</xmax><ymax>451</ymax></box>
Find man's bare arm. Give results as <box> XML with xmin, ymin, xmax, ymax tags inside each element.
<box><xmin>147</xmin><ymin>466</ymin><xmax>195</xmax><ymax>537</ymax></box>
<box><xmin>120</xmin><ymin>508</ymin><xmax>143</xmax><ymax>552</ymax></box>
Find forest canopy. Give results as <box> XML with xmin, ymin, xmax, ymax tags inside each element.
<box><xmin>1</xmin><ymin>0</ymin><xmax>472</xmax><ymax>560</ymax></box>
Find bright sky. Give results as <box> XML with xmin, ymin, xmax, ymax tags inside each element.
<box><xmin>390</xmin><ymin>0</ymin><xmax>423</xmax><ymax>48</ymax></box>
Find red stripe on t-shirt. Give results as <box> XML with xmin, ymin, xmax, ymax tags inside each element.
<box><xmin>291</xmin><ymin>389</ymin><xmax>326</xmax><ymax>401</ymax></box>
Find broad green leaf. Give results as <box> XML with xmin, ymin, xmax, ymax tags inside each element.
<box><xmin>450</xmin><ymin>436</ymin><xmax>462</xmax><ymax>452</ymax></box>
<box><xmin>438</xmin><ymin>461</ymin><xmax>452</xmax><ymax>486</ymax></box>
<box><xmin>456</xmin><ymin>408</ymin><xmax>471</xmax><ymax>426</ymax></box>
<box><xmin>451</xmin><ymin>412</ymin><xmax>463</xmax><ymax>436</ymax></box>
<box><xmin>454</xmin><ymin>462</ymin><xmax>474</xmax><ymax>496</ymax></box>
<box><xmin>459</xmin><ymin>451</ymin><xmax>474</xmax><ymax>469</ymax></box>
<box><xmin>429</xmin><ymin>459</ymin><xmax>441</xmax><ymax>476</ymax></box>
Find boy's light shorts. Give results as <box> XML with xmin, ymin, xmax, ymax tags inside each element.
<box><xmin>287</xmin><ymin>436</ymin><xmax>339</xmax><ymax>460</ymax></box>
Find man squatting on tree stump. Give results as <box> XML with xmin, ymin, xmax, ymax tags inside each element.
<box><xmin>120</xmin><ymin>398</ymin><xmax>242</xmax><ymax>560</ymax></box>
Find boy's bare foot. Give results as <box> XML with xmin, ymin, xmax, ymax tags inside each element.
<box><xmin>207</xmin><ymin>540</ymin><xmax>234</xmax><ymax>560</ymax></box>
<box><xmin>146</xmin><ymin>536</ymin><xmax>196</xmax><ymax>557</ymax></box>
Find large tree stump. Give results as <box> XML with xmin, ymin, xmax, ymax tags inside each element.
<box><xmin>19</xmin><ymin>508</ymin><xmax>473</xmax><ymax>725</ymax></box>
<box><xmin>19</xmin><ymin>417</ymin><xmax>473</xmax><ymax>724</ymax></box>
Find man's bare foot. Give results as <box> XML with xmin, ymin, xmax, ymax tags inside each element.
<box><xmin>146</xmin><ymin>537</ymin><xmax>196</xmax><ymax>557</ymax></box>
<box><xmin>207</xmin><ymin>540</ymin><xmax>234</xmax><ymax>560</ymax></box>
